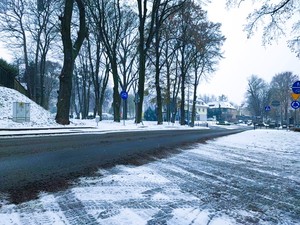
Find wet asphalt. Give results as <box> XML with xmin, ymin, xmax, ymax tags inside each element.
<box><xmin>0</xmin><ymin>128</ymin><xmax>248</xmax><ymax>202</ymax></box>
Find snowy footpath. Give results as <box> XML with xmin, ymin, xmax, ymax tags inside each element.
<box><xmin>0</xmin><ymin>129</ymin><xmax>299</xmax><ymax>225</ymax></box>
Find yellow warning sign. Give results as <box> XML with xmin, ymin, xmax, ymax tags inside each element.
<box><xmin>291</xmin><ymin>93</ymin><xmax>300</xmax><ymax>100</ymax></box>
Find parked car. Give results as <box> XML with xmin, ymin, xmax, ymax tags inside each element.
<box><xmin>217</xmin><ymin>120</ymin><xmax>230</xmax><ymax>125</ymax></box>
<box><xmin>255</xmin><ymin>122</ymin><xmax>269</xmax><ymax>128</ymax></box>
<box><xmin>268</xmin><ymin>122</ymin><xmax>278</xmax><ymax>129</ymax></box>
<box><xmin>247</xmin><ymin>120</ymin><xmax>253</xmax><ymax>126</ymax></box>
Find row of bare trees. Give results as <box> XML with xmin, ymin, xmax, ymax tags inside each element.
<box><xmin>228</xmin><ymin>0</ymin><xmax>300</xmax><ymax>124</ymax></box>
<box><xmin>0</xmin><ymin>0</ymin><xmax>225</xmax><ymax>125</ymax></box>
<box><xmin>0</xmin><ymin>0</ymin><xmax>60</xmax><ymax>109</ymax></box>
<box><xmin>245</xmin><ymin>72</ymin><xmax>299</xmax><ymax>125</ymax></box>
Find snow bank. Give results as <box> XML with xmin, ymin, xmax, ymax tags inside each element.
<box><xmin>0</xmin><ymin>87</ymin><xmax>58</xmax><ymax>128</ymax></box>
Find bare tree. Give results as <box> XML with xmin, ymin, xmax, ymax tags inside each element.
<box><xmin>270</xmin><ymin>71</ymin><xmax>299</xmax><ymax>124</ymax></box>
<box><xmin>116</xmin><ymin>5</ymin><xmax>139</xmax><ymax>120</ymax></box>
<box><xmin>135</xmin><ymin>0</ymin><xmax>184</xmax><ymax>124</ymax></box>
<box><xmin>43</xmin><ymin>60</ymin><xmax>61</xmax><ymax>110</ymax></box>
<box><xmin>148</xmin><ymin>0</ymin><xmax>185</xmax><ymax>125</ymax></box>
<box><xmin>168</xmin><ymin>0</ymin><xmax>219</xmax><ymax>125</ymax></box>
<box><xmin>0</xmin><ymin>0</ymin><xmax>33</xmax><ymax>98</ymax></box>
<box><xmin>227</xmin><ymin>0</ymin><xmax>300</xmax><ymax>57</ymax></box>
<box><xmin>28</xmin><ymin>0</ymin><xmax>60</xmax><ymax>107</ymax></box>
<box><xmin>246</xmin><ymin>75</ymin><xmax>270</xmax><ymax>121</ymax></box>
<box><xmin>87</xmin><ymin>0</ymin><xmax>123</xmax><ymax>122</ymax></box>
<box><xmin>55</xmin><ymin>0</ymin><xmax>87</xmax><ymax>125</ymax></box>
<box><xmin>158</xmin><ymin>14</ymin><xmax>181</xmax><ymax>123</ymax></box>
<box><xmin>75</xmin><ymin>48</ymin><xmax>92</xmax><ymax>119</ymax></box>
<box><xmin>0</xmin><ymin>0</ymin><xmax>60</xmax><ymax>104</ymax></box>
<box><xmin>189</xmin><ymin>20</ymin><xmax>225</xmax><ymax>127</ymax></box>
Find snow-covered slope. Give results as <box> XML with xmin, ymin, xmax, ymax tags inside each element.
<box><xmin>0</xmin><ymin>87</ymin><xmax>58</xmax><ymax>128</ymax></box>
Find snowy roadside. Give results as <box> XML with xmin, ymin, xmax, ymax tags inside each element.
<box><xmin>1</xmin><ymin>86</ymin><xmax>241</xmax><ymax>137</ymax></box>
<box><xmin>0</xmin><ymin>119</ymin><xmax>217</xmax><ymax>137</ymax></box>
<box><xmin>0</xmin><ymin>129</ymin><xmax>299</xmax><ymax>225</ymax></box>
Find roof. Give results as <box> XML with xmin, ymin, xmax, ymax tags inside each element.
<box><xmin>207</xmin><ymin>101</ymin><xmax>236</xmax><ymax>110</ymax></box>
<box><xmin>186</xmin><ymin>99</ymin><xmax>209</xmax><ymax>108</ymax></box>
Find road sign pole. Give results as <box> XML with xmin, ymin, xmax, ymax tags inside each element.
<box><xmin>120</xmin><ymin>90</ymin><xmax>129</xmax><ymax>126</ymax></box>
<box><xmin>123</xmin><ymin>99</ymin><xmax>126</xmax><ymax>126</ymax></box>
<box><xmin>291</xmin><ymin>81</ymin><xmax>300</xmax><ymax>127</ymax></box>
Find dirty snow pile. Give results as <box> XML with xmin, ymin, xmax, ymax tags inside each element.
<box><xmin>0</xmin><ymin>87</ymin><xmax>58</xmax><ymax>128</ymax></box>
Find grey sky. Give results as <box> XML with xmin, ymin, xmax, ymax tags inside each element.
<box><xmin>199</xmin><ymin>0</ymin><xmax>300</xmax><ymax>105</ymax></box>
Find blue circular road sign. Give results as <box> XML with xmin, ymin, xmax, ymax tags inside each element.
<box><xmin>292</xmin><ymin>81</ymin><xmax>300</xmax><ymax>94</ymax></box>
<box><xmin>120</xmin><ymin>90</ymin><xmax>128</xmax><ymax>100</ymax></box>
<box><xmin>291</xmin><ymin>101</ymin><xmax>300</xmax><ymax>109</ymax></box>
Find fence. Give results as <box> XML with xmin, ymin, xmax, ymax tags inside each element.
<box><xmin>0</xmin><ymin>65</ymin><xmax>28</xmax><ymax>97</ymax></box>
<box><xmin>0</xmin><ymin>66</ymin><xmax>14</xmax><ymax>88</ymax></box>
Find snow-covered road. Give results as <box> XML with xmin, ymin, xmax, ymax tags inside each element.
<box><xmin>1</xmin><ymin>129</ymin><xmax>299</xmax><ymax>225</ymax></box>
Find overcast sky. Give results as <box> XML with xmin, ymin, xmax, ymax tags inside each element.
<box><xmin>199</xmin><ymin>0</ymin><xmax>300</xmax><ymax>105</ymax></box>
<box><xmin>0</xmin><ymin>42</ymin><xmax>11</xmax><ymax>61</ymax></box>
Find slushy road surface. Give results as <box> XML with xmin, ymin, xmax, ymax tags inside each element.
<box><xmin>0</xmin><ymin>128</ymin><xmax>247</xmax><ymax>201</ymax></box>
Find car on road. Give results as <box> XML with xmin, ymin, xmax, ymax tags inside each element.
<box><xmin>255</xmin><ymin>122</ymin><xmax>269</xmax><ymax>128</ymax></box>
<box><xmin>217</xmin><ymin>120</ymin><xmax>230</xmax><ymax>125</ymax></box>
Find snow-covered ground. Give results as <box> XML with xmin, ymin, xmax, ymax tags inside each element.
<box><xmin>1</xmin><ymin>87</ymin><xmax>299</xmax><ymax>224</ymax></box>
<box><xmin>0</xmin><ymin>129</ymin><xmax>299</xmax><ymax>225</ymax></box>
<box><xmin>0</xmin><ymin>87</ymin><xmax>58</xmax><ymax>128</ymax></box>
<box><xmin>1</xmin><ymin>86</ymin><xmax>231</xmax><ymax>137</ymax></box>
<box><xmin>0</xmin><ymin>86</ymin><xmax>214</xmax><ymax>135</ymax></box>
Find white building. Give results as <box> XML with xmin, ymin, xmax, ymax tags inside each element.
<box><xmin>185</xmin><ymin>99</ymin><xmax>208</xmax><ymax>121</ymax></box>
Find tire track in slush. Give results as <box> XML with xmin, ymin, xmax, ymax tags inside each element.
<box><xmin>146</xmin><ymin>143</ymin><xmax>300</xmax><ymax>224</ymax></box>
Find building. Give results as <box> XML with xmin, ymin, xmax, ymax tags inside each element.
<box><xmin>185</xmin><ymin>99</ymin><xmax>208</xmax><ymax>121</ymax></box>
<box><xmin>207</xmin><ymin>101</ymin><xmax>237</xmax><ymax>122</ymax></box>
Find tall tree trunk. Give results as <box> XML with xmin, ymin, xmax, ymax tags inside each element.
<box><xmin>190</xmin><ymin>83</ymin><xmax>197</xmax><ymax>127</ymax></box>
<box><xmin>155</xmin><ymin>73</ymin><xmax>163</xmax><ymax>124</ymax></box>
<box><xmin>155</xmin><ymin>23</ymin><xmax>163</xmax><ymax>124</ymax></box>
<box><xmin>136</xmin><ymin>0</ymin><xmax>154</xmax><ymax>124</ymax></box>
<box><xmin>136</xmin><ymin>11</ymin><xmax>144</xmax><ymax>123</ymax></box>
<box><xmin>171</xmin><ymin>63</ymin><xmax>180</xmax><ymax>123</ymax></box>
<box><xmin>137</xmin><ymin>47</ymin><xmax>146</xmax><ymax>123</ymax></box>
<box><xmin>180</xmin><ymin>47</ymin><xmax>186</xmax><ymax>126</ymax></box>
<box><xmin>111</xmin><ymin>61</ymin><xmax>121</xmax><ymax>122</ymax></box>
<box><xmin>99</xmin><ymin>63</ymin><xmax>109</xmax><ymax>120</ymax></box>
<box><xmin>166</xmin><ymin>67</ymin><xmax>171</xmax><ymax>123</ymax></box>
<box><xmin>56</xmin><ymin>58</ymin><xmax>74</xmax><ymax>124</ymax></box>
<box><xmin>55</xmin><ymin>0</ymin><xmax>87</xmax><ymax>125</ymax></box>
<box><xmin>21</xmin><ymin>23</ymin><xmax>33</xmax><ymax>100</ymax></box>
<box><xmin>87</xmin><ymin>37</ymin><xmax>101</xmax><ymax>117</ymax></box>
<box><xmin>40</xmin><ymin>54</ymin><xmax>45</xmax><ymax>108</ymax></box>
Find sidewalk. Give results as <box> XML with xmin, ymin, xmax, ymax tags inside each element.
<box><xmin>0</xmin><ymin>120</ymin><xmax>214</xmax><ymax>137</ymax></box>
<box><xmin>0</xmin><ymin>126</ymin><xmax>97</xmax><ymax>137</ymax></box>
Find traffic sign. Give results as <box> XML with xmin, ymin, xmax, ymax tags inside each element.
<box><xmin>120</xmin><ymin>90</ymin><xmax>128</xmax><ymax>100</ymax></box>
<box><xmin>291</xmin><ymin>93</ymin><xmax>300</xmax><ymax>100</ymax></box>
<box><xmin>265</xmin><ymin>106</ymin><xmax>271</xmax><ymax>111</ymax></box>
<box><xmin>271</xmin><ymin>100</ymin><xmax>280</xmax><ymax>107</ymax></box>
<box><xmin>292</xmin><ymin>81</ymin><xmax>300</xmax><ymax>94</ymax></box>
<box><xmin>291</xmin><ymin>101</ymin><xmax>300</xmax><ymax>109</ymax></box>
